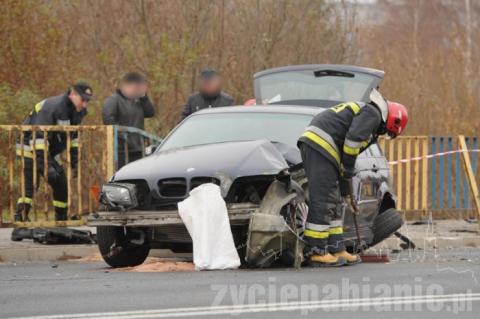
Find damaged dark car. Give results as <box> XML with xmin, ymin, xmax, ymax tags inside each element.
<box><xmin>88</xmin><ymin>64</ymin><xmax>403</xmax><ymax>268</ymax></box>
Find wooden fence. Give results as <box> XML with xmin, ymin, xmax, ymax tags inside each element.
<box><xmin>380</xmin><ymin>135</ymin><xmax>480</xmax><ymax>220</ymax></box>
<box><xmin>379</xmin><ymin>136</ymin><xmax>429</xmax><ymax>213</ymax></box>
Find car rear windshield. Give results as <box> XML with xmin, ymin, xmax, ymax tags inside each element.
<box><xmin>159</xmin><ymin>112</ymin><xmax>313</xmax><ymax>151</ymax></box>
<box><xmin>257</xmin><ymin>70</ymin><xmax>376</xmax><ymax>103</ymax></box>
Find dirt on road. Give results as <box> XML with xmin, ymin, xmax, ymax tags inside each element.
<box><xmin>76</xmin><ymin>253</ymin><xmax>195</xmax><ymax>272</ymax></box>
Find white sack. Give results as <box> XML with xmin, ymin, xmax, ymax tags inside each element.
<box><xmin>178</xmin><ymin>183</ymin><xmax>240</xmax><ymax>270</ymax></box>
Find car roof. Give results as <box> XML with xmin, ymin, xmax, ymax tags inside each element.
<box><xmin>192</xmin><ymin>105</ymin><xmax>323</xmax><ymax>116</ymax></box>
<box><xmin>254</xmin><ymin>64</ymin><xmax>385</xmax><ymax>79</ymax></box>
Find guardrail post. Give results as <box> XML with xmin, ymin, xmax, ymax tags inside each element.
<box><xmin>458</xmin><ymin>135</ymin><xmax>480</xmax><ymax>224</ymax></box>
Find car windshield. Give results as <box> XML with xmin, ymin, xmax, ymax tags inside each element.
<box><xmin>159</xmin><ymin>112</ymin><xmax>313</xmax><ymax>151</ymax></box>
<box><xmin>257</xmin><ymin>70</ymin><xmax>377</xmax><ymax>103</ymax></box>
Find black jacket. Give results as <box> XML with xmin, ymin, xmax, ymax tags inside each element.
<box><xmin>180</xmin><ymin>91</ymin><xmax>234</xmax><ymax>120</ymax></box>
<box><xmin>298</xmin><ymin>102</ymin><xmax>383</xmax><ymax>176</ymax></box>
<box><xmin>102</xmin><ymin>90</ymin><xmax>155</xmax><ymax>152</ymax></box>
<box><xmin>21</xmin><ymin>93</ymin><xmax>86</xmax><ymax>168</ymax></box>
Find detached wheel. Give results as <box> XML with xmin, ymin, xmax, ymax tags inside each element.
<box><xmin>370</xmin><ymin>208</ymin><xmax>404</xmax><ymax>247</ymax></box>
<box><xmin>97</xmin><ymin>226</ymin><xmax>150</xmax><ymax>268</ymax></box>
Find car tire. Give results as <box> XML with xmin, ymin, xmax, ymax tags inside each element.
<box><xmin>97</xmin><ymin>226</ymin><xmax>150</xmax><ymax>268</ymax></box>
<box><xmin>370</xmin><ymin>208</ymin><xmax>403</xmax><ymax>247</ymax></box>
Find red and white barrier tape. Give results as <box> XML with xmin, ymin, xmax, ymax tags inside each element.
<box><xmin>387</xmin><ymin>149</ymin><xmax>480</xmax><ymax>165</ymax></box>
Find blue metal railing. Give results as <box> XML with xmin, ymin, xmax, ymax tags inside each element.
<box><xmin>430</xmin><ymin>136</ymin><xmax>478</xmax><ymax>210</ymax></box>
<box><xmin>113</xmin><ymin>125</ymin><xmax>163</xmax><ymax>169</ymax></box>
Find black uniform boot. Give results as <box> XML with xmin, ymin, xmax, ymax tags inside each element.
<box><xmin>55</xmin><ymin>208</ymin><xmax>68</xmax><ymax>221</ymax></box>
<box><xmin>14</xmin><ymin>203</ymin><xmax>31</xmax><ymax>222</ymax></box>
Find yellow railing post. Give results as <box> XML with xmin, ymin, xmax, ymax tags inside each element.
<box><xmin>458</xmin><ymin>135</ymin><xmax>480</xmax><ymax>224</ymax></box>
<box><xmin>405</xmin><ymin>138</ymin><xmax>412</xmax><ymax>210</ymax></box>
<box><xmin>8</xmin><ymin>128</ymin><xmax>14</xmax><ymax>221</ymax></box>
<box><xmin>105</xmin><ymin>125</ymin><xmax>115</xmax><ymax>180</ymax></box>
<box><xmin>413</xmin><ymin>138</ymin><xmax>420</xmax><ymax>210</ymax></box>
<box><xmin>66</xmin><ymin>129</ymin><xmax>72</xmax><ymax>220</ymax></box>
<box><xmin>77</xmin><ymin>130</ymin><xmax>82</xmax><ymax>216</ymax></box>
<box><xmin>43</xmin><ymin>130</ymin><xmax>49</xmax><ymax>220</ymax></box>
<box><xmin>32</xmin><ymin>129</ymin><xmax>37</xmax><ymax>221</ymax></box>
<box><xmin>397</xmin><ymin>139</ymin><xmax>403</xmax><ymax>210</ymax></box>
<box><xmin>421</xmin><ymin>137</ymin><xmax>429</xmax><ymax>215</ymax></box>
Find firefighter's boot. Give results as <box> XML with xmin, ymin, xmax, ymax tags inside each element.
<box><xmin>55</xmin><ymin>208</ymin><xmax>68</xmax><ymax>221</ymax></box>
<box><xmin>334</xmin><ymin>251</ymin><xmax>361</xmax><ymax>265</ymax></box>
<box><xmin>308</xmin><ymin>253</ymin><xmax>346</xmax><ymax>267</ymax></box>
<box><xmin>14</xmin><ymin>203</ymin><xmax>31</xmax><ymax>222</ymax></box>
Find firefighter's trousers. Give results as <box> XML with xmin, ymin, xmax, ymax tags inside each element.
<box><xmin>16</xmin><ymin>157</ymin><xmax>68</xmax><ymax>221</ymax></box>
<box><xmin>300</xmin><ymin>143</ymin><xmax>346</xmax><ymax>255</ymax></box>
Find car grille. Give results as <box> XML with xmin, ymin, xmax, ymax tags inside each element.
<box><xmin>190</xmin><ymin>177</ymin><xmax>220</xmax><ymax>190</ymax></box>
<box><xmin>158</xmin><ymin>178</ymin><xmax>187</xmax><ymax>197</ymax></box>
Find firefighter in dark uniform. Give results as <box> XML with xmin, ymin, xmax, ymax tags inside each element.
<box><xmin>14</xmin><ymin>82</ymin><xmax>93</xmax><ymax>222</ymax></box>
<box><xmin>297</xmin><ymin>89</ymin><xmax>408</xmax><ymax>267</ymax></box>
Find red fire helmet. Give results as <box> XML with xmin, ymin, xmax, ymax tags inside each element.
<box><xmin>385</xmin><ymin>101</ymin><xmax>408</xmax><ymax>138</ymax></box>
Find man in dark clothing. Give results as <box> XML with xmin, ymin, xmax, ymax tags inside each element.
<box><xmin>297</xmin><ymin>89</ymin><xmax>408</xmax><ymax>267</ymax></box>
<box><xmin>102</xmin><ymin>72</ymin><xmax>155</xmax><ymax>168</ymax></box>
<box><xmin>15</xmin><ymin>82</ymin><xmax>93</xmax><ymax>222</ymax></box>
<box><xmin>180</xmin><ymin>68</ymin><xmax>234</xmax><ymax>120</ymax></box>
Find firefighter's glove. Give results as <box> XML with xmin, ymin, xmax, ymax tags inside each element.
<box><xmin>342</xmin><ymin>166</ymin><xmax>355</xmax><ymax>179</ymax></box>
<box><xmin>339</xmin><ymin>176</ymin><xmax>351</xmax><ymax>197</ymax></box>
<box><xmin>47</xmin><ymin>164</ymin><xmax>65</xmax><ymax>183</ymax></box>
<box><xmin>47</xmin><ymin>166</ymin><xmax>60</xmax><ymax>183</ymax></box>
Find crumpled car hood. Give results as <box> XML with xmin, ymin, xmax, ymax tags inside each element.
<box><xmin>113</xmin><ymin>139</ymin><xmax>291</xmax><ymax>189</ymax></box>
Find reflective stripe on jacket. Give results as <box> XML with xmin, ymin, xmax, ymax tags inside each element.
<box><xmin>298</xmin><ymin>102</ymin><xmax>382</xmax><ymax>171</ymax></box>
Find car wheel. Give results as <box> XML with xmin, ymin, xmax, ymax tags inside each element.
<box><xmin>97</xmin><ymin>226</ymin><xmax>150</xmax><ymax>268</ymax></box>
<box><xmin>370</xmin><ymin>208</ymin><xmax>403</xmax><ymax>247</ymax></box>
<box><xmin>277</xmin><ymin>196</ymin><xmax>308</xmax><ymax>267</ymax></box>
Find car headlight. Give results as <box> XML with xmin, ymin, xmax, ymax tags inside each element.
<box><xmin>101</xmin><ymin>183</ymin><xmax>138</xmax><ymax>209</ymax></box>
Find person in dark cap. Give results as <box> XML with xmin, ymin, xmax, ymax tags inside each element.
<box><xmin>13</xmin><ymin>81</ymin><xmax>93</xmax><ymax>223</ymax></box>
<box><xmin>102</xmin><ymin>72</ymin><xmax>155</xmax><ymax>168</ymax></box>
<box><xmin>180</xmin><ymin>68</ymin><xmax>234</xmax><ymax>120</ymax></box>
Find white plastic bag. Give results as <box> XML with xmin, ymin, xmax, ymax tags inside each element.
<box><xmin>178</xmin><ymin>183</ymin><xmax>240</xmax><ymax>270</ymax></box>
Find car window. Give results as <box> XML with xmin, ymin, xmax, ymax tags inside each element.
<box><xmin>159</xmin><ymin>112</ymin><xmax>313</xmax><ymax>151</ymax></box>
<box><xmin>257</xmin><ymin>70</ymin><xmax>377</xmax><ymax>103</ymax></box>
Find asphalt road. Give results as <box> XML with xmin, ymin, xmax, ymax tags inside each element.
<box><xmin>1</xmin><ymin>249</ymin><xmax>480</xmax><ymax>319</ymax></box>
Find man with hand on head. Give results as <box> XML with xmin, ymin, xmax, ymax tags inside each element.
<box><xmin>102</xmin><ymin>72</ymin><xmax>156</xmax><ymax>168</ymax></box>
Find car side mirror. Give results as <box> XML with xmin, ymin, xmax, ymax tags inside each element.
<box><xmin>145</xmin><ymin>144</ymin><xmax>157</xmax><ymax>156</ymax></box>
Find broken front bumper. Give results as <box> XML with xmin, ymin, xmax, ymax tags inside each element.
<box><xmin>87</xmin><ymin>203</ymin><xmax>258</xmax><ymax>227</ymax></box>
